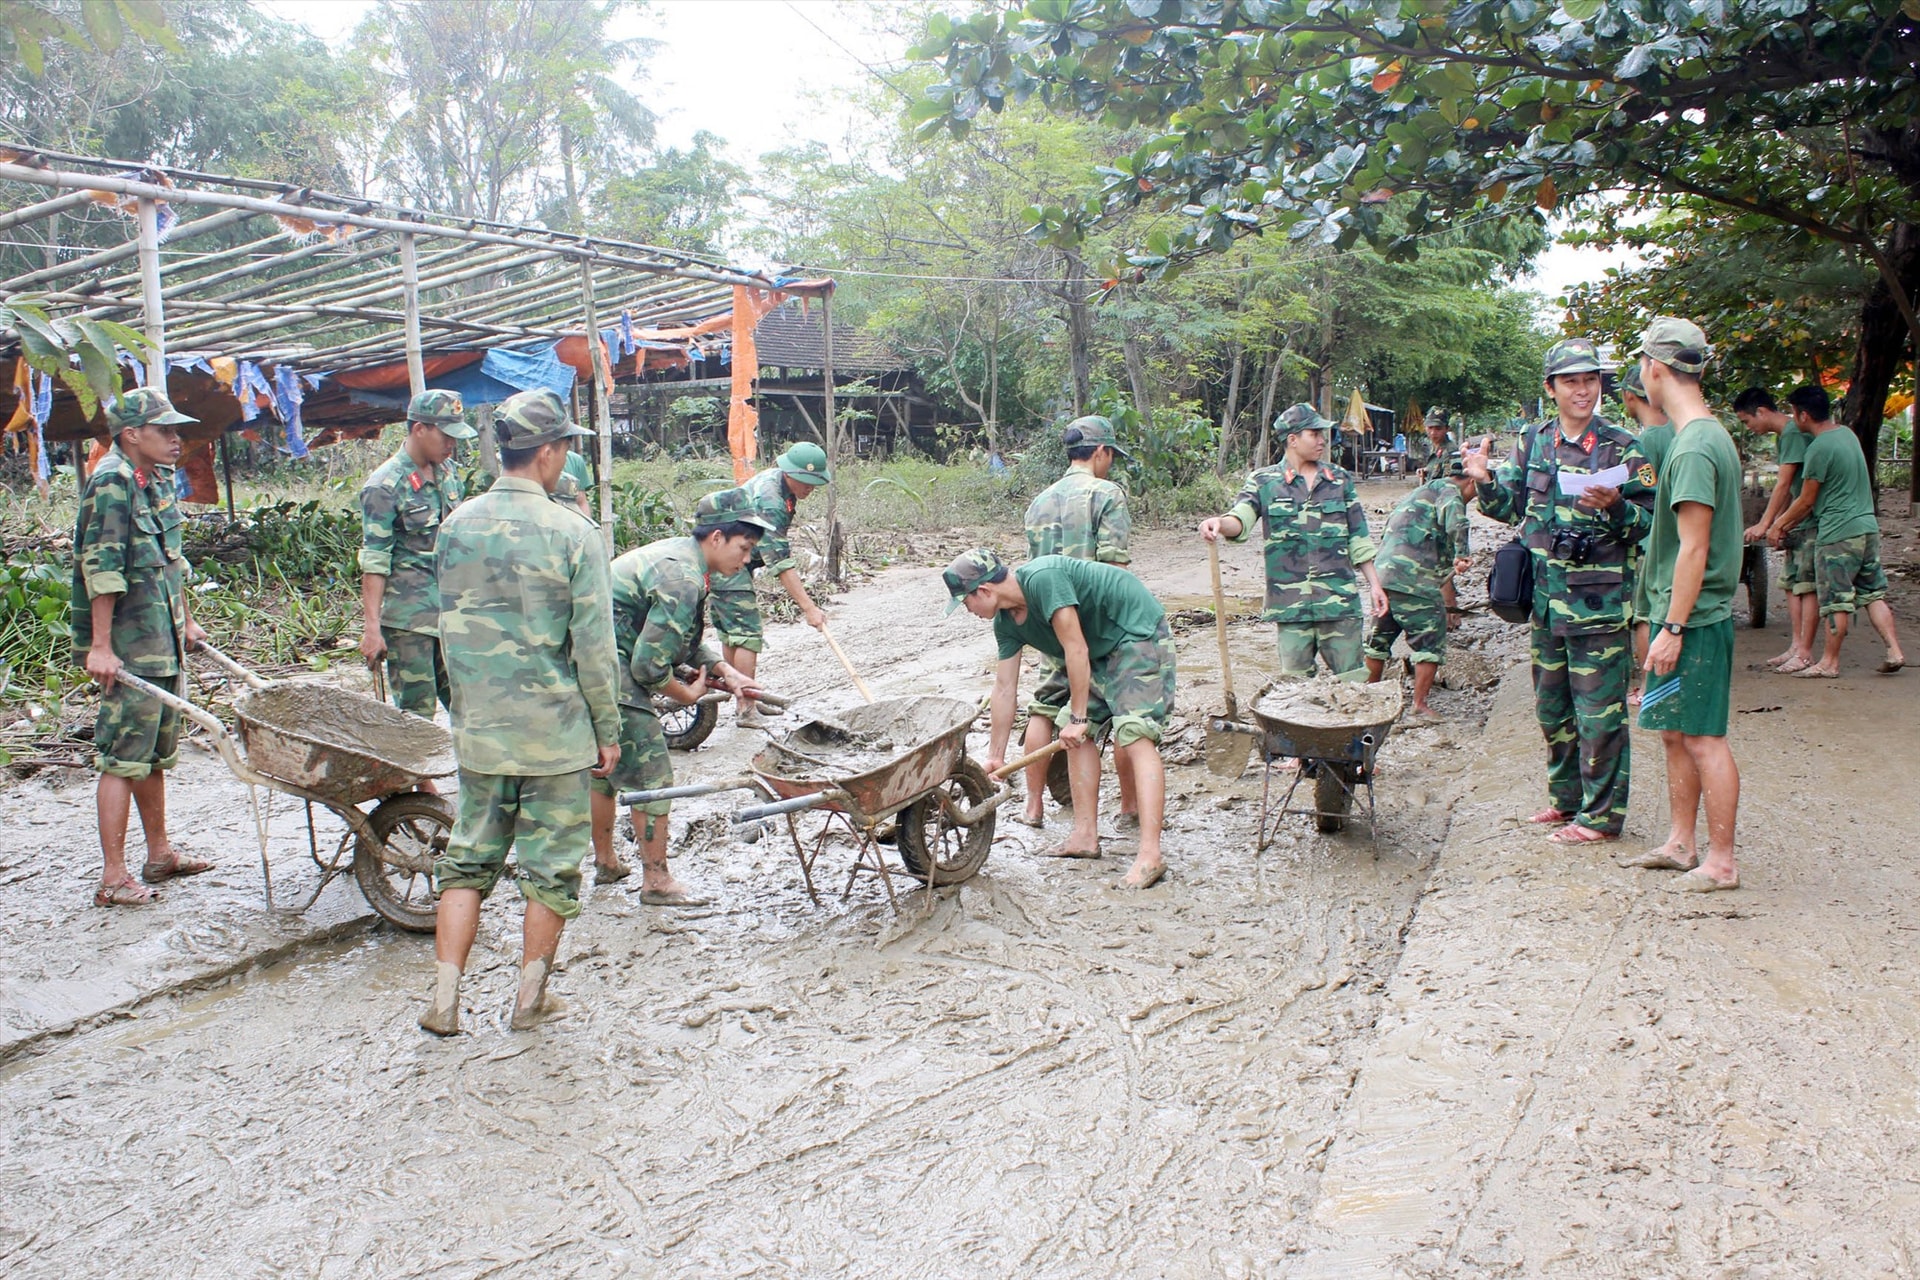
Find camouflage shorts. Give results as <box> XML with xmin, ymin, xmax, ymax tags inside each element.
<box><xmin>382</xmin><ymin>627</ymin><xmax>450</xmax><ymax>717</ymax></box>
<box><xmin>591</xmin><ymin>701</ymin><xmax>674</xmax><ymax>814</ymax></box>
<box><xmin>435</xmin><ymin>768</ymin><xmax>592</xmax><ymax>920</ymax></box>
<box><xmin>1075</xmin><ymin>619</ymin><xmax>1175</xmax><ymax>747</ymax></box>
<box><xmin>709</xmin><ymin>584</ymin><xmax>764</xmax><ymax>651</ymax></box>
<box><xmin>1782</xmin><ymin>530</ymin><xmax>1817</xmax><ymax>595</ymax></box>
<box><xmin>94</xmin><ymin>671</ymin><xmax>183</xmax><ymax>780</ymax></box>
<box><xmin>1816</xmin><ymin>532</ymin><xmax>1888</xmax><ymax>616</ymax></box>
<box><xmin>1365</xmin><ymin>591</ymin><xmax>1447</xmax><ymax>665</ymax></box>
<box><xmin>1029</xmin><ymin>653</ymin><xmax>1115</xmax><ymax>726</ymax></box>
<box><xmin>1276</xmin><ymin>617</ymin><xmax>1365</xmax><ymax>679</ymax></box>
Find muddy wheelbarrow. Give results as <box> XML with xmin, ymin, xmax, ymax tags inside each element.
<box><xmin>621</xmin><ymin>695</ymin><xmax>1012</xmax><ymax>911</ymax></box>
<box><xmin>1212</xmin><ymin>680</ymin><xmax>1402</xmax><ymax>847</ymax></box>
<box><xmin>112</xmin><ymin>644</ymin><xmax>457</xmax><ymax>932</ymax></box>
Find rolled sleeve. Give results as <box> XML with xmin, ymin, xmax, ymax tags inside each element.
<box><xmin>569</xmin><ymin>538</ymin><xmax>622</xmax><ymax>748</ymax></box>
<box><xmin>79</xmin><ymin>472</ymin><xmax>131</xmax><ymax>599</ymax></box>
<box><xmin>359</xmin><ymin>485</ymin><xmax>398</xmax><ymax>578</ymax></box>
<box><xmin>85</xmin><ymin>569</ymin><xmax>129</xmax><ymax>598</ymax></box>
<box><xmin>1096</xmin><ymin>494</ymin><xmax>1132</xmax><ymax>564</ymax></box>
<box><xmin>1225</xmin><ymin>499</ymin><xmax>1260</xmax><ymax>542</ymax></box>
<box><xmin>1348</xmin><ymin>534</ymin><xmax>1379</xmax><ymax>566</ymax></box>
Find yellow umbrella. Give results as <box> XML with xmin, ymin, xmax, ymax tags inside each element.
<box><xmin>1342</xmin><ymin>388</ymin><xmax>1371</xmax><ymax>441</ymax></box>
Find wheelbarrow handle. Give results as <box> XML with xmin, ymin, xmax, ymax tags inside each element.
<box><xmin>109</xmin><ymin>669</ymin><xmax>231</xmax><ymax>740</ymax></box>
<box><xmin>989</xmin><ymin>738</ymin><xmax>1067</xmax><ymax>781</ymax></box>
<box><xmin>732</xmin><ymin>789</ymin><xmax>847</xmax><ymax>824</ymax></box>
<box><xmin>193</xmin><ymin>641</ymin><xmax>271</xmax><ymax>689</ymax></box>
<box><xmin>617</xmin><ymin>775</ymin><xmax>760</xmax><ymax>806</ymax></box>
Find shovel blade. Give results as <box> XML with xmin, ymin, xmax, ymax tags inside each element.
<box><xmin>1203</xmin><ymin>721</ymin><xmax>1253</xmax><ymax>778</ymax></box>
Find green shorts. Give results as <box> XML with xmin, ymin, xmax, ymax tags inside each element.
<box><xmin>1816</xmin><ymin>532</ymin><xmax>1888</xmax><ymax>617</ymax></box>
<box><xmin>590</xmin><ymin>701</ymin><xmax>674</xmax><ymax>814</ymax></box>
<box><xmin>1364</xmin><ymin>591</ymin><xmax>1446</xmax><ymax>665</ymax></box>
<box><xmin>1060</xmin><ymin>619</ymin><xmax>1175</xmax><ymax>748</ymax></box>
<box><xmin>1638</xmin><ymin>617</ymin><xmax>1733</xmax><ymax>738</ymax></box>
<box><xmin>94</xmin><ymin>671</ymin><xmax>183</xmax><ymax>780</ymax></box>
<box><xmin>435</xmin><ymin>768</ymin><xmax>592</xmax><ymax>919</ymax></box>
<box><xmin>1028</xmin><ymin>653</ymin><xmax>1114</xmax><ymax>727</ymax></box>
<box><xmin>1277</xmin><ymin>617</ymin><xmax>1365</xmax><ymax>680</ymax></box>
<box><xmin>708</xmin><ymin>584</ymin><xmax>764</xmax><ymax>651</ymax></box>
<box><xmin>1782</xmin><ymin>529</ymin><xmax>1816</xmax><ymax>596</ymax></box>
<box><xmin>382</xmin><ymin>626</ymin><xmax>450</xmax><ymax>717</ymax></box>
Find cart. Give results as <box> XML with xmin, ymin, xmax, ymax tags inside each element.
<box><xmin>621</xmin><ymin>695</ymin><xmax>1007</xmax><ymax>911</ymax></box>
<box><xmin>116</xmin><ymin>645</ymin><xmax>456</xmax><ymax>932</ymax></box>
<box><xmin>1214</xmin><ymin>680</ymin><xmax>1402</xmax><ymax>847</ymax></box>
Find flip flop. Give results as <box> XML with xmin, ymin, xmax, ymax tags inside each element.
<box><xmin>594</xmin><ymin>859</ymin><xmax>633</xmax><ymax>885</ymax></box>
<box><xmin>1011</xmin><ymin>812</ymin><xmax>1046</xmax><ymax>829</ymax></box>
<box><xmin>1111</xmin><ymin>812</ymin><xmax>1141</xmax><ymax>832</ymax></box>
<box><xmin>1121</xmin><ymin>861</ymin><xmax>1166</xmax><ymax>890</ymax></box>
<box><xmin>1548</xmin><ymin>823</ymin><xmax>1617</xmax><ymax>845</ymax></box>
<box><xmin>1878</xmin><ymin>659</ymin><xmax>1905</xmax><ymax>675</ymax></box>
<box><xmin>1618</xmin><ymin>846</ymin><xmax>1697</xmax><ymax>871</ymax></box>
<box><xmin>1667</xmin><ymin>867</ymin><xmax>1739</xmax><ymax>893</ymax></box>
<box><xmin>1792</xmin><ymin>666</ymin><xmax>1840</xmax><ymax>679</ymax></box>
<box><xmin>1037</xmin><ymin>841</ymin><xmax>1102</xmax><ymax>859</ymax></box>
<box><xmin>140</xmin><ymin>854</ymin><xmax>213</xmax><ymax>885</ymax></box>
<box><xmin>639</xmin><ymin>888</ymin><xmax>712</xmax><ymax>907</ymax></box>
<box><xmin>1526</xmin><ymin>807</ymin><xmax>1573</xmax><ymax>825</ymax></box>
<box><xmin>93</xmin><ymin>876</ymin><xmax>155</xmax><ymax>907</ymax></box>
<box><xmin>1774</xmin><ymin>657</ymin><xmax>1811</xmax><ymax>674</ymax></box>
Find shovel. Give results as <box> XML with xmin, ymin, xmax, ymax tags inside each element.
<box><xmin>1203</xmin><ymin>539</ymin><xmax>1256</xmax><ymax>778</ymax></box>
<box><xmin>818</xmin><ymin>622</ymin><xmax>875</xmax><ymax>704</ymax></box>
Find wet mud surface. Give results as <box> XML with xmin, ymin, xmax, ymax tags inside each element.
<box><xmin>3</xmin><ymin>493</ymin><xmax>1917</xmax><ymax>1276</ymax></box>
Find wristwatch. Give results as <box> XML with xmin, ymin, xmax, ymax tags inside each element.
<box><xmin>1067</xmin><ymin>714</ymin><xmax>1089</xmax><ymax>725</ymax></box>
<box><xmin>1661</xmin><ymin>621</ymin><xmax>1684</xmax><ymax>636</ymax></box>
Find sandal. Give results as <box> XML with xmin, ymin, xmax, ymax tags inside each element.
<box><xmin>94</xmin><ymin>876</ymin><xmax>155</xmax><ymax>907</ymax></box>
<box><xmin>1548</xmin><ymin>823</ymin><xmax>1617</xmax><ymax>845</ymax></box>
<box><xmin>1526</xmin><ymin>807</ymin><xmax>1573</xmax><ymax>825</ymax></box>
<box><xmin>140</xmin><ymin>854</ymin><xmax>213</xmax><ymax>885</ymax></box>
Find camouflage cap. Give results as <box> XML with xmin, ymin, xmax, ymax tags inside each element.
<box><xmin>692</xmin><ymin>486</ymin><xmax>779</xmax><ymax>533</ymax></box>
<box><xmin>1618</xmin><ymin>359</ymin><xmax>1648</xmax><ymax>399</ymax></box>
<box><xmin>776</xmin><ymin>441</ymin><xmax>831</xmax><ymax>485</ymax></box>
<box><xmin>407</xmin><ymin>388</ymin><xmax>475</xmax><ymax>438</ymax></box>
<box><xmin>496</xmin><ymin>388</ymin><xmax>592</xmax><ymax>449</ymax></box>
<box><xmin>1543</xmin><ymin>338</ymin><xmax>1605</xmax><ymax>378</ymax></box>
<box><xmin>941</xmin><ymin>548</ymin><xmax>1008</xmax><ymax>615</ymax></box>
<box><xmin>1631</xmin><ymin>315</ymin><xmax>1712</xmax><ymax>375</ymax></box>
<box><xmin>105</xmin><ymin>386</ymin><xmax>196</xmax><ymax>433</ymax></box>
<box><xmin>1274</xmin><ymin>402</ymin><xmax>1335</xmax><ymax>440</ymax></box>
<box><xmin>1063</xmin><ymin>414</ymin><xmax>1133</xmax><ymax>458</ymax></box>
<box><xmin>1423</xmin><ymin>408</ymin><xmax>1449</xmax><ymax>429</ymax></box>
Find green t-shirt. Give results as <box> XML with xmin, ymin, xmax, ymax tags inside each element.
<box><xmin>1801</xmin><ymin>426</ymin><xmax>1878</xmax><ymax>544</ymax></box>
<box><xmin>993</xmin><ymin>555</ymin><xmax>1165</xmax><ymax>662</ymax></box>
<box><xmin>1643</xmin><ymin>417</ymin><xmax>1744</xmax><ymax>628</ymax></box>
<box><xmin>1776</xmin><ymin>424</ymin><xmax>1809</xmax><ymax>500</ymax></box>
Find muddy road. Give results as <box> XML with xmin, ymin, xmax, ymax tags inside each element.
<box><xmin>3</xmin><ymin>493</ymin><xmax>1917</xmax><ymax>1277</ymax></box>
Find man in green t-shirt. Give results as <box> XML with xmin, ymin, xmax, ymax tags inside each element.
<box><xmin>1770</xmin><ymin>385</ymin><xmax>1905</xmax><ymax>678</ymax></box>
<box><xmin>1618</xmin><ymin>360</ymin><xmax>1674</xmax><ymax>704</ymax></box>
<box><xmin>944</xmin><ymin>549</ymin><xmax>1174</xmax><ymax>890</ymax></box>
<box><xmin>1734</xmin><ymin>387</ymin><xmax>1818</xmax><ymax>672</ymax></box>
<box><xmin>1625</xmin><ymin>316</ymin><xmax>1743</xmax><ymax>893</ymax></box>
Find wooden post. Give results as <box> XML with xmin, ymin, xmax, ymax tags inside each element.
<box><xmin>822</xmin><ymin>289</ymin><xmax>843</xmax><ymax>582</ymax></box>
<box><xmin>218</xmin><ymin>430</ymin><xmax>236</xmax><ymax>518</ymax></box>
<box><xmin>136</xmin><ymin>197</ymin><xmax>166</xmax><ymax>391</ymax></box>
<box><xmin>579</xmin><ymin>260</ymin><xmax>616</xmax><ymax>552</ymax></box>
<box><xmin>400</xmin><ymin>231</ymin><xmax>425</xmax><ymax>397</ymax></box>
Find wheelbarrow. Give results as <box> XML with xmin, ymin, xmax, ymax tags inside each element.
<box><xmin>1212</xmin><ymin>679</ymin><xmax>1403</xmax><ymax>847</ymax></box>
<box><xmin>112</xmin><ymin>644</ymin><xmax>457</xmax><ymax>932</ymax></box>
<box><xmin>620</xmin><ymin>695</ymin><xmax>1013</xmax><ymax>910</ymax></box>
<box><xmin>1739</xmin><ymin>485</ymin><xmax>1771</xmax><ymax>629</ymax></box>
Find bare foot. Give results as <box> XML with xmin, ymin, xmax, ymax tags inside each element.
<box><xmin>1762</xmin><ymin>649</ymin><xmax>1797</xmax><ymax>669</ymax></box>
<box><xmin>1793</xmin><ymin>663</ymin><xmax>1840</xmax><ymax>678</ymax></box>
<box><xmin>640</xmin><ymin>871</ymin><xmax>694</xmax><ymax>898</ymax></box>
<box><xmin>1618</xmin><ymin>841</ymin><xmax>1696</xmax><ymax>871</ymax></box>
<box><xmin>1667</xmin><ymin>866</ymin><xmax>1738</xmax><ymax>893</ymax></box>
<box><xmin>1037</xmin><ymin>840</ymin><xmax>1101</xmax><ymax>859</ymax></box>
<box><xmin>1879</xmin><ymin>654</ymin><xmax>1905</xmax><ymax>675</ymax></box>
<box><xmin>1121</xmin><ymin>858</ymin><xmax>1165</xmax><ymax>889</ymax></box>
<box><xmin>1015</xmin><ymin>806</ymin><xmax>1046</xmax><ymax>828</ymax></box>
<box><xmin>1775</xmin><ymin>656</ymin><xmax>1811</xmax><ymax>674</ymax></box>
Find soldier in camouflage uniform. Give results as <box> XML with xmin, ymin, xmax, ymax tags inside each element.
<box><xmin>1364</xmin><ymin>457</ymin><xmax>1476</xmax><ymax>716</ymax></box>
<box><xmin>419</xmin><ymin>388</ymin><xmax>622</xmax><ymax>1037</ymax></box>
<box><xmin>73</xmin><ymin>389</ymin><xmax>212</xmax><ymax>907</ymax></box>
<box><xmin>1199</xmin><ymin>403</ymin><xmax>1388</xmax><ymax>680</ymax></box>
<box><xmin>1461</xmin><ymin>338</ymin><xmax>1656</xmax><ymax>843</ymax></box>
<box><xmin>1017</xmin><ymin>414</ymin><xmax>1136</xmax><ymax>829</ymax></box>
<box><xmin>1418</xmin><ymin>408</ymin><xmax>1464</xmax><ymax>620</ymax></box>
<box><xmin>554</xmin><ymin>447</ymin><xmax>593</xmax><ymax>516</ymax></box>
<box><xmin>357</xmin><ymin>389</ymin><xmax>474</xmax><ymax>720</ymax></box>
<box><xmin>707</xmin><ymin>442</ymin><xmax>832</xmax><ymax>728</ymax></box>
<box><xmin>591</xmin><ymin>488</ymin><xmax>771</xmax><ymax>905</ymax></box>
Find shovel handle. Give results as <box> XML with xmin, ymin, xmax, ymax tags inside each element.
<box><xmin>1208</xmin><ymin>538</ymin><xmax>1238</xmax><ymax>718</ymax></box>
<box><xmin>989</xmin><ymin>738</ymin><xmax>1068</xmax><ymax>781</ymax></box>
<box><xmin>819</xmin><ymin>623</ymin><xmax>874</xmax><ymax>704</ymax></box>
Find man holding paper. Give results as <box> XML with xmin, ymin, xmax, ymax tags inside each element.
<box><xmin>1462</xmin><ymin>338</ymin><xmax>1655</xmax><ymax>844</ymax></box>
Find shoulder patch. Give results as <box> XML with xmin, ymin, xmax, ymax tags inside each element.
<box><xmin>1637</xmin><ymin>464</ymin><xmax>1657</xmax><ymax>488</ymax></box>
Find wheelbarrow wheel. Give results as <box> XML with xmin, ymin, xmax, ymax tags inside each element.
<box><xmin>354</xmin><ymin>791</ymin><xmax>453</xmax><ymax>933</ymax></box>
<box><xmin>657</xmin><ymin>694</ymin><xmax>719</xmax><ymax>751</ymax></box>
<box><xmin>899</xmin><ymin>757</ymin><xmax>994</xmax><ymax>885</ymax></box>
<box><xmin>1313</xmin><ymin>762</ymin><xmax>1354</xmax><ymax>834</ymax></box>
<box><xmin>1743</xmin><ymin>544</ymin><xmax>1769</xmax><ymax>629</ymax></box>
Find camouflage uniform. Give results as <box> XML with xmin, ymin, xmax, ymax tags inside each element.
<box><xmin>72</xmin><ymin>437</ymin><xmax>190</xmax><ymax>779</ymax></box>
<box><xmin>359</xmin><ymin>448</ymin><xmax>463</xmax><ymax>716</ymax></box>
<box><xmin>1478</xmin><ymin>390</ymin><xmax>1655</xmax><ymax>836</ymax></box>
<box><xmin>1365</xmin><ymin>478</ymin><xmax>1470</xmax><ymax>666</ymax></box>
<box><xmin>432</xmin><ymin>391</ymin><xmax>618</xmax><ymax>920</ymax></box>
<box><xmin>1023</xmin><ymin>460</ymin><xmax>1133</xmax><ymax>727</ymax></box>
<box><xmin>554</xmin><ymin>448</ymin><xmax>593</xmax><ymax>509</ymax></box>
<box><xmin>1420</xmin><ymin>435</ymin><xmax>1460</xmax><ymax>483</ymax></box>
<box><xmin>708</xmin><ymin>466</ymin><xmax>799</xmax><ymax>651</ymax></box>
<box><xmin>1225</xmin><ymin>406</ymin><xmax>1378</xmax><ymax>678</ymax></box>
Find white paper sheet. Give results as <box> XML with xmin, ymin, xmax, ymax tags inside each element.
<box><xmin>1557</xmin><ymin>464</ymin><xmax>1629</xmax><ymax>496</ymax></box>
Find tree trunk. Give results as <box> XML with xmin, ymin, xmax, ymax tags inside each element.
<box><xmin>986</xmin><ymin>313</ymin><xmax>1000</xmax><ymax>455</ymax></box>
<box><xmin>1842</xmin><ymin>219</ymin><xmax>1920</xmax><ymax>507</ymax></box>
<box><xmin>1255</xmin><ymin>353</ymin><xmax>1283</xmax><ymax>467</ymax></box>
<box><xmin>1063</xmin><ymin>252</ymin><xmax>1092</xmax><ymax>417</ymax></box>
<box><xmin>1122</xmin><ymin>333</ymin><xmax>1152</xmax><ymax>430</ymax></box>
<box><xmin>1215</xmin><ymin>344</ymin><xmax>1244</xmax><ymax>476</ymax></box>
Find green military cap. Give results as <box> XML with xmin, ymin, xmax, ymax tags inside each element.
<box><xmin>496</xmin><ymin>388</ymin><xmax>593</xmax><ymax>449</ymax></box>
<box><xmin>1063</xmin><ymin>414</ymin><xmax>1132</xmax><ymax>458</ymax></box>
<box><xmin>1631</xmin><ymin>315</ymin><xmax>1712</xmax><ymax>375</ymax></box>
<box><xmin>1274</xmin><ymin>402</ymin><xmax>1335</xmax><ymax>440</ymax></box>
<box><xmin>693</xmin><ymin>486</ymin><xmax>779</xmax><ymax>533</ymax></box>
<box><xmin>1543</xmin><ymin>337</ymin><xmax>1605</xmax><ymax>378</ymax></box>
<box><xmin>1423</xmin><ymin>407</ymin><xmax>1448</xmax><ymax>429</ymax></box>
<box><xmin>1618</xmin><ymin>359</ymin><xmax>1648</xmax><ymax>399</ymax></box>
<box><xmin>941</xmin><ymin>548</ymin><xmax>1008</xmax><ymax>615</ymax></box>
<box><xmin>408</xmin><ymin>388</ymin><xmax>475</xmax><ymax>438</ymax></box>
<box><xmin>105</xmin><ymin>386</ymin><xmax>196</xmax><ymax>433</ymax></box>
<box><xmin>776</xmin><ymin>441</ymin><xmax>831</xmax><ymax>485</ymax></box>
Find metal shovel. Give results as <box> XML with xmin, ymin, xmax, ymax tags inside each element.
<box><xmin>1203</xmin><ymin>539</ymin><xmax>1256</xmax><ymax>778</ymax></box>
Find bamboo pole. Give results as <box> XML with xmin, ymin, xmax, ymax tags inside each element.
<box><xmin>0</xmin><ymin>190</ymin><xmax>91</xmax><ymax>234</ymax></box>
<box><xmin>136</xmin><ymin>197</ymin><xmax>166</xmax><ymax>389</ymax></box>
<box><xmin>0</xmin><ymin>204</ymin><xmax>256</xmax><ymax>292</ymax></box>
<box><xmin>823</xmin><ymin>288</ymin><xmax>842</xmax><ymax>582</ymax></box>
<box><xmin>400</xmin><ymin>231</ymin><xmax>424</xmax><ymax>397</ymax></box>
<box><xmin>579</xmin><ymin>260</ymin><xmax>616</xmax><ymax>551</ymax></box>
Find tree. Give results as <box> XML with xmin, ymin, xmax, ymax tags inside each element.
<box><xmin>913</xmin><ymin>1</ymin><xmax>1920</xmax><ymax>481</ymax></box>
<box><xmin>1</xmin><ymin>0</ymin><xmax>173</xmax><ymax>77</ymax></box>
<box><xmin>590</xmin><ymin>131</ymin><xmax>745</xmax><ymax>254</ymax></box>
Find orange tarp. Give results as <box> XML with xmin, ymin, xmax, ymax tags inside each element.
<box><xmin>332</xmin><ymin>351</ymin><xmax>483</xmax><ymax>391</ymax></box>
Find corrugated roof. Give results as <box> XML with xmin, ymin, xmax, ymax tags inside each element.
<box><xmin>754</xmin><ymin>304</ymin><xmax>905</xmax><ymax>375</ymax></box>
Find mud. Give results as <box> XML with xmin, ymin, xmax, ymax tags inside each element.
<box><xmin>238</xmin><ymin>681</ymin><xmax>456</xmax><ymax>774</ymax></box>
<box><xmin>1253</xmin><ymin>676</ymin><xmax>1405</xmax><ymax>729</ymax></box>
<box><xmin>760</xmin><ymin>695</ymin><xmax>976</xmax><ymax>782</ymax></box>
<box><xmin>2</xmin><ymin>490</ymin><xmax>1915</xmax><ymax>1277</ymax></box>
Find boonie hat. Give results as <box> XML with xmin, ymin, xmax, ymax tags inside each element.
<box><xmin>408</xmin><ymin>388</ymin><xmax>475</xmax><ymax>438</ymax></box>
<box><xmin>496</xmin><ymin>388</ymin><xmax>593</xmax><ymax>449</ymax></box>
<box><xmin>1063</xmin><ymin>414</ymin><xmax>1133</xmax><ymax>458</ymax></box>
<box><xmin>1274</xmin><ymin>402</ymin><xmax>1335</xmax><ymax>440</ymax></box>
<box><xmin>941</xmin><ymin>548</ymin><xmax>1008</xmax><ymax>615</ymax></box>
<box><xmin>692</xmin><ymin>486</ymin><xmax>778</xmax><ymax>533</ymax></box>
<box><xmin>1543</xmin><ymin>338</ymin><xmax>1605</xmax><ymax>378</ymax></box>
<box><xmin>776</xmin><ymin>441</ymin><xmax>831</xmax><ymax>485</ymax></box>
<box><xmin>1632</xmin><ymin>316</ymin><xmax>1712</xmax><ymax>375</ymax></box>
<box><xmin>105</xmin><ymin>387</ymin><xmax>195</xmax><ymax>433</ymax></box>
<box><xmin>1618</xmin><ymin>360</ymin><xmax>1648</xmax><ymax>399</ymax></box>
